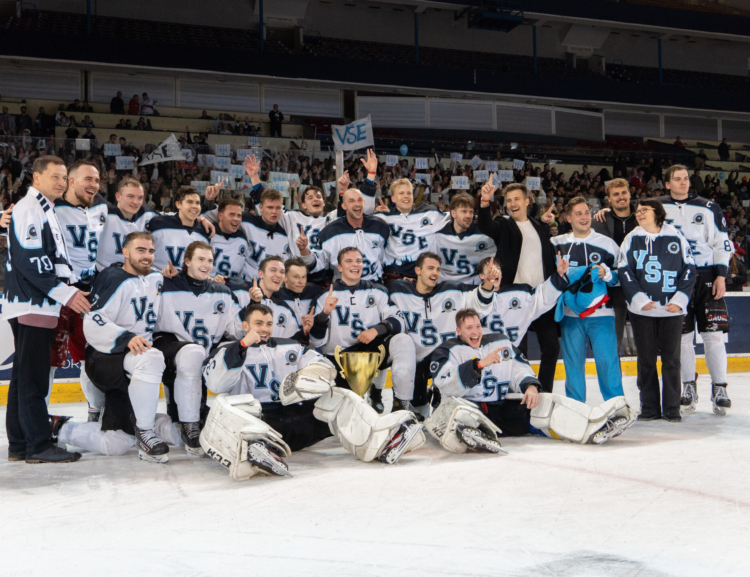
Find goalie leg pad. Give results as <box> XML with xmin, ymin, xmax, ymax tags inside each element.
<box><xmin>424</xmin><ymin>396</ymin><xmax>502</xmax><ymax>454</ymax></box>
<box><xmin>199</xmin><ymin>394</ymin><xmax>291</xmax><ymax>481</ymax></box>
<box><xmin>313</xmin><ymin>388</ymin><xmax>425</xmax><ymax>462</ymax></box>
<box><xmin>530</xmin><ymin>393</ymin><xmax>636</xmax><ymax>444</ymax></box>
<box><xmin>280</xmin><ymin>359</ymin><xmax>337</xmax><ymax>405</ymax></box>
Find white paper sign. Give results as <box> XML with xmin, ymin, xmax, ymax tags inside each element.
<box><xmin>513</xmin><ymin>159</ymin><xmax>525</xmax><ymax>170</ymax></box>
<box><xmin>213</xmin><ymin>156</ymin><xmax>231</xmax><ymax>171</ymax></box>
<box><xmin>268</xmin><ymin>181</ymin><xmax>290</xmax><ymax>197</ymax></box>
<box><xmin>197</xmin><ymin>154</ymin><xmax>215</xmax><ymax>167</ymax></box>
<box><xmin>525</xmin><ymin>177</ymin><xmax>541</xmax><ymax>191</ymax></box>
<box><xmin>497</xmin><ymin>170</ymin><xmax>514</xmax><ymax>183</ymax></box>
<box><xmin>210</xmin><ymin>171</ymin><xmax>231</xmax><ymax>184</ymax></box>
<box><xmin>247</xmin><ymin>136</ymin><xmax>261</xmax><ymax>146</ymax></box>
<box><xmin>115</xmin><ymin>156</ymin><xmax>135</xmax><ymax>170</ymax></box>
<box><xmin>229</xmin><ymin>164</ymin><xmax>246</xmax><ymax>179</ymax></box>
<box><xmin>386</xmin><ymin>155</ymin><xmax>398</xmax><ymax>167</ymax></box>
<box><xmin>331</xmin><ymin>115</ymin><xmax>374</xmax><ymax>151</ymax></box>
<box><xmin>139</xmin><ymin>134</ymin><xmax>187</xmax><ymax>166</ymax></box>
<box><xmin>485</xmin><ymin>161</ymin><xmax>498</xmax><ymax>172</ymax></box>
<box><xmin>239</xmin><ymin>175</ymin><xmax>255</xmax><ymax>190</ymax></box>
<box><xmin>181</xmin><ymin>148</ymin><xmax>195</xmax><ymax>163</ymax></box>
<box><xmin>103</xmin><ymin>143</ymin><xmax>120</xmax><ymax>156</ymax></box>
<box><xmin>450</xmin><ymin>153</ymin><xmax>463</xmax><ymax>162</ymax></box>
<box><xmin>236</xmin><ymin>149</ymin><xmax>253</xmax><ymax>161</ymax></box>
<box><xmin>470</xmin><ymin>155</ymin><xmax>482</xmax><ymax>170</ymax></box>
<box><xmin>323</xmin><ymin>181</ymin><xmax>337</xmax><ymax>195</ymax></box>
<box><xmin>76</xmin><ymin>139</ymin><xmax>90</xmax><ymax>151</ymax></box>
<box><xmin>474</xmin><ymin>170</ymin><xmax>489</xmax><ymax>182</ymax></box>
<box><xmin>414</xmin><ymin>173</ymin><xmax>431</xmax><ymax>183</ymax></box>
<box><xmin>214</xmin><ymin>144</ymin><xmax>231</xmax><ymax>157</ymax></box>
<box><xmin>451</xmin><ymin>176</ymin><xmax>470</xmax><ymax>190</ymax></box>
<box><xmin>191</xmin><ymin>181</ymin><xmax>208</xmax><ymax>195</ymax></box>
<box><xmin>415</xmin><ymin>158</ymin><xmax>429</xmax><ymax>170</ymax></box>
<box><xmin>268</xmin><ymin>171</ymin><xmax>288</xmax><ymax>183</ymax></box>
<box><xmin>430</xmin><ymin>193</ymin><xmax>440</xmax><ymax>204</ymax></box>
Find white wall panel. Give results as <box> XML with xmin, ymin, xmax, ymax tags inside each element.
<box><xmin>496</xmin><ymin>103</ymin><xmax>552</xmax><ymax>135</ymax></box>
<box><xmin>179</xmin><ymin>79</ymin><xmax>260</xmax><ymax>112</ymax></box>
<box><xmin>604</xmin><ymin>111</ymin><xmax>661</xmax><ymax>138</ymax></box>
<box><xmin>429</xmin><ymin>100</ymin><xmax>494</xmax><ymax>130</ymax></box>
<box><xmin>90</xmin><ymin>73</ymin><xmax>176</xmax><ymax>107</ymax></box>
<box><xmin>357</xmin><ymin>97</ymin><xmax>426</xmax><ymax>128</ymax></box>
<box><xmin>664</xmin><ymin>115</ymin><xmax>718</xmax><ymax>141</ymax></box>
<box><xmin>0</xmin><ymin>66</ymin><xmax>81</xmax><ymax>101</ymax></box>
<box><xmin>263</xmin><ymin>86</ymin><xmax>340</xmax><ymax>116</ymax></box>
<box><xmin>556</xmin><ymin>109</ymin><xmax>604</xmax><ymax>140</ymax></box>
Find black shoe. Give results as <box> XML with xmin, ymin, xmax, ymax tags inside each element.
<box><xmin>49</xmin><ymin>415</ymin><xmax>73</xmax><ymax>443</ymax></box>
<box><xmin>367</xmin><ymin>384</ymin><xmax>384</xmax><ymax>414</ymax></box>
<box><xmin>663</xmin><ymin>412</ymin><xmax>682</xmax><ymax>423</ymax></box>
<box><xmin>637</xmin><ymin>412</ymin><xmax>661</xmax><ymax>421</ymax></box>
<box><xmin>180</xmin><ymin>422</ymin><xmax>204</xmax><ymax>457</ymax></box>
<box><xmin>8</xmin><ymin>450</ymin><xmax>25</xmax><ymax>462</ymax></box>
<box><xmin>26</xmin><ymin>446</ymin><xmax>82</xmax><ymax>464</ymax></box>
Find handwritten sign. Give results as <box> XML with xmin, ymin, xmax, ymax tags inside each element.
<box><xmin>229</xmin><ymin>164</ymin><xmax>246</xmax><ymax>179</ymax></box>
<box><xmin>214</xmin><ymin>144</ymin><xmax>231</xmax><ymax>157</ymax></box>
<box><xmin>198</xmin><ymin>154</ymin><xmax>215</xmax><ymax>167</ymax></box>
<box><xmin>470</xmin><ymin>155</ymin><xmax>482</xmax><ymax>170</ymax></box>
<box><xmin>415</xmin><ymin>158</ymin><xmax>429</xmax><ymax>170</ymax></box>
<box><xmin>451</xmin><ymin>176</ymin><xmax>470</xmax><ymax>190</ymax></box>
<box><xmin>115</xmin><ymin>156</ymin><xmax>135</xmax><ymax>170</ymax></box>
<box><xmin>497</xmin><ymin>170</ymin><xmax>514</xmax><ymax>183</ymax></box>
<box><xmin>247</xmin><ymin>136</ymin><xmax>261</xmax><ymax>146</ymax></box>
<box><xmin>474</xmin><ymin>170</ymin><xmax>489</xmax><ymax>182</ymax></box>
<box><xmin>210</xmin><ymin>170</ymin><xmax>231</xmax><ymax>184</ymax></box>
<box><xmin>331</xmin><ymin>115</ymin><xmax>374</xmax><ymax>151</ymax></box>
<box><xmin>485</xmin><ymin>161</ymin><xmax>498</xmax><ymax>172</ymax></box>
<box><xmin>414</xmin><ymin>173</ymin><xmax>431</xmax><ymax>183</ymax></box>
<box><xmin>268</xmin><ymin>181</ymin><xmax>290</xmax><ymax>197</ymax></box>
<box><xmin>103</xmin><ymin>143</ymin><xmax>120</xmax><ymax>156</ymax></box>
<box><xmin>525</xmin><ymin>176</ymin><xmax>541</xmax><ymax>191</ymax></box>
<box><xmin>191</xmin><ymin>181</ymin><xmax>208</xmax><ymax>195</ymax></box>
<box><xmin>513</xmin><ymin>159</ymin><xmax>525</xmax><ymax>170</ymax></box>
<box><xmin>213</xmin><ymin>156</ymin><xmax>231</xmax><ymax>171</ymax></box>
<box><xmin>386</xmin><ymin>155</ymin><xmax>398</xmax><ymax>167</ymax></box>
<box><xmin>450</xmin><ymin>153</ymin><xmax>463</xmax><ymax>162</ymax></box>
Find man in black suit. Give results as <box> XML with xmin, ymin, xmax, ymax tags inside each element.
<box><xmin>268</xmin><ymin>104</ymin><xmax>284</xmax><ymax>137</ymax></box>
<box><xmin>477</xmin><ymin>181</ymin><xmax>559</xmax><ymax>393</ymax></box>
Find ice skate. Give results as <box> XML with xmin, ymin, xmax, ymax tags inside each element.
<box><xmin>134</xmin><ymin>424</ymin><xmax>169</xmax><ymax>464</ymax></box>
<box><xmin>590</xmin><ymin>414</ymin><xmax>636</xmax><ymax>444</ymax></box>
<box><xmin>246</xmin><ymin>439</ymin><xmax>291</xmax><ymax>477</ymax></box>
<box><xmin>87</xmin><ymin>408</ymin><xmax>101</xmax><ymax>423</ymax></box>
<box><xmin>680</xmin><ymin>381</ymin><xmax>697</xmax><ymax>414</ymax></box>
<box><xmin>180</xmin><ymin>422</ymin><xmax>204</xmax><ymax>457</ymax></box>
<box><xmin>48</xmin><ymin>415</ymin><xmax>73</xmax><ymax>444</ymax></box>
<box><xmin>378</xmin><ymin>418</ymin><xmax>422</xmax><ymax>465</ymax></box>
<box><xmin>711</xmin><ymin>384</ymin><xmax>731</xmax><ymax>416</ymax></box>
<box><xmin>456</xmin><ymin>424</ymin><xmax>506</xmax><ymax>454</ymax></box>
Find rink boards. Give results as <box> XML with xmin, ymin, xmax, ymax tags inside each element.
<box><xmin>2</xmin><ymin>293</ymin><xmax>750</xmax><ymax>404</ymax></box>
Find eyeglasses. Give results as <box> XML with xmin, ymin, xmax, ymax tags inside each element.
<box><xmin>635</xmin><ymin>208</ymin><xmax>654</xmax><ymax>216</ymax></box>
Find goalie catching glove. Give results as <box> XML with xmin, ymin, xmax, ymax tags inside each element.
<box><xmin>200</xmin><ymin>394</ymin><xmax>292</xmax><ymax>480</ymax></box>
<box><xmin>280</xmin><ymin>359</ymin><xmax>337</xmax><ymax>405</ymax></box>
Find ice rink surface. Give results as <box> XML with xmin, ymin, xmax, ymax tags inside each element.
<box><xmin>1</xmin><ymin>373</ymin><xmax>749</xmax><ymax>577</ymax></box>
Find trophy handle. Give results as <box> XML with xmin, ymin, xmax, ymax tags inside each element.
<box><xmin>333</xmin><ymin>345</ymin><xmax>346</xmax><ymax>381</ymax></box>
<box><xmin>376</xmin><ymin>344</ymin><xmax>386</xmax><ymax>370</ymax></box>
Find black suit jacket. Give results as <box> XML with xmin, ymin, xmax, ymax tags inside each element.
<box><xmin>477</xmin><ymin>206</ymin><xmax>556</xmax><ymax>287</ymax></box>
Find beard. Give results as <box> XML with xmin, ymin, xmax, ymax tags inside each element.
<box><xmin>127</xmin><ymin>256</ymin><xmax>153</xmax><ymax>276</ymax></box>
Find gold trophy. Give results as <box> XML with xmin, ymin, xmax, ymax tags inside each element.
<box><xmin>333</xmin><ymin>345</ymin><xmax>386</xmax><ymax>397</ymax></box>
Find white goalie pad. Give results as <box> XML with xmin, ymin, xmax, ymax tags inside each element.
<box><xmin>313</xmin><ymin>388</ymin><xmax>425</xmax><ymax>462</ymax></box>
<box><xmin>199</xmin><ymin>394</ymin><xmax>291</xmax><ymax>481</ymax></box>
<box><xmin>280</xmin><ymin>359</ymin><xmax>337</xmax><ymax>405</ymax></box>
<box><xmin>529</xmin><ymin>394</ymin><xmax>636</xmax><ymax>444</ymax></box>
<box><xmin>424</xmin><ymin>396</ymin><xmax>502</xmax><ymax>454</ymax></box>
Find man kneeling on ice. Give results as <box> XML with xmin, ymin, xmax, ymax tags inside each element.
<box><xmin>426</xmin><ymin>308</ymin><xmax>636</xmax><ymax>453</ymax></box>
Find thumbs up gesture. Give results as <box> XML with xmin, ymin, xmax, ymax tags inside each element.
<box><xmin>541</xmin><ymin>204</ymin><xmax>556</xmax><ymax>224</ymax></box>
<box><xmin>249</xmin><ymin>278</ymin><xmax>264</xmax><ymax>303</ymax></box>
<box><xmin>322</xmin><ymin>284</ymin><xmax>338</xmax><ymax>315</ymax></box>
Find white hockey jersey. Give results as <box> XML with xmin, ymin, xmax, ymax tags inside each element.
<box><xmin>203</xmin><ymin>339</ymin><xmax>331</xmax><ymax>405</ymax></box>
<box><xmin>83</xmin><ymin>265</ymin><xmax>163</xmax><ymax>354</ymax></box>
<box><xmin>96</xmin><ymin>202</ymin><xmax>158</xmax><ymax>271</ymax></box>
<box><xmin>273</xmin><ymin>284</ymin><xmax>324</xmax><ymax>326</ymax></box>
<box><xmin>224</xmin><ymin>277</ymin><xmax>305</xmax><ymax>341</ymax></box>
<box><xmin>54</xmin><ymin>193</ymin><xmax>109</xmax><ymax>286</ymax></box>
<box><xmin>432</xmin><ymin>333</ymin><xmax>540</xmax><ymax>404</ymax></box>
<box><xmin>309</xmin><ymin>279</ymin><xmax>404</xmax><ymax>355</ymax></box>
<box><xmin>432</xmin><ymin>221</ymin><xmax>496</xmax><ymax>285</ymax></box>
<box><xmin>658</xmin><ymin>193</ymin><xmax>732</xmax><ymax>277</ymax></box>
<box><xmin>238</xmin><ymin>213</ymin><xmax>290</xmax><ymax>280</ymax></box>
<box><xmin>480</xmin><ymin>275</ymin><xmax>567</xmax><ymax>343</ymax></box>
<box><xmin>550</xmin><ymin>230</ymin><xmax>618</xmax><ymax>318</ymax></box>
<box><xmin>154</xmin><ymin>272</ymin><xmax>243</xmax><ymax>349</ymax></box>
<box><xmin>146</xmin><ymin>214</ymin><xmax>210</xmax><ymax>270</ymax></box>
<box><xmin>304</xmin><ymin>216</ymin><xmax>390</xmax><ymax>282</ymax></box>
<box><xmin>372</xmin><ymin>205</ymin><xmax>449</xmax><ymax>276</ymax></box>
<box><xmin>388</xmin><ymin>280</ymin><xmax>494</xmax><ymax>361</ymax></box>
<box><xmin>280</xmin><ymin>209</ymin><xmax>336</xmax><ymax>257</ymax></box>
<box><xmin>210</xmin><ymin>229</ymin><xmax>249</xmax><ymax>278</ymax></box>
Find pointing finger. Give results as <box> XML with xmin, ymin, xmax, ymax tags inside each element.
<box><xmin>328</xmin><ymin>285</ymin><xmax>334</xmax><ymax>296</ymax></box>
<box><xmin>253</xmin><ymin>278</ymin><xmax>258</xmax><ymax>288</ymax></box>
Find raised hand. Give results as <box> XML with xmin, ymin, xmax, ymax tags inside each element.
<box><xmin>249</xmin><ymin>278</ymin><xmax>264</xmax><ymax>303</ymax></box>
<box><xmin>241</xmin><ymin>329</ymin><xmax>262</xmax><ymax>347</ymax></box>
<box><xmin>479</xmin><ymin>180</ymin><xmax>496</xmax><ymax>204</ymax></box>
<box><xmin>205</xmin><ymin>178</ymin><xmax>225</xmax><ymax>201</ymax></box>
<box><xmin>244</xmin><ymin>153</ymin><xmax>260</xmax><ymax>178</ymax></box>
<box><xmin>0</xmin><ymin>204</ymin><xmax>13</xmax><ymax>228</ymax></box>
<box><xmin>375</xmin><ymin>197</ymin><xmax>389</xmax><ymax>213</ymax></box>
<box><xmin>301</xmin><ymin>313</ymin><xmax>314</xmax><ymax>334</ymax></box>
<box><xmin>360</xmin><ymin>149</ymin><xmax>378</xmax><ymax>175</ymax></box>
<box><xmin>337</xmin><ymin>172</ymin><xmax>351</xmax><ymax>196</ymax></box>
<box><xmin>481</xmin><ymin>257</ymin><xmax>502</xmax><ymax>291</ymax></box>
<box><xmin>161</xmin><ymin>262</ymin><xmax>178</xmax><ymax>278</ymax></box>
<box><xmin>296</xmin><ymin>226</ymin><xmax>310</xmax><ymax>255</ymax></box>
<box><xmin>322</xmin><ymin>285</ymin><xmax>338</xmax><ymax>315</ymax></box>
<box><xmin>541</xmin><ymin>204</ymin><xmax>555</xmax><ymax>224</ymax></box>
<box><xmin>556</xmin><ymin>251</ymin><xmax>569</xmax><ymax>277</ymax></box>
